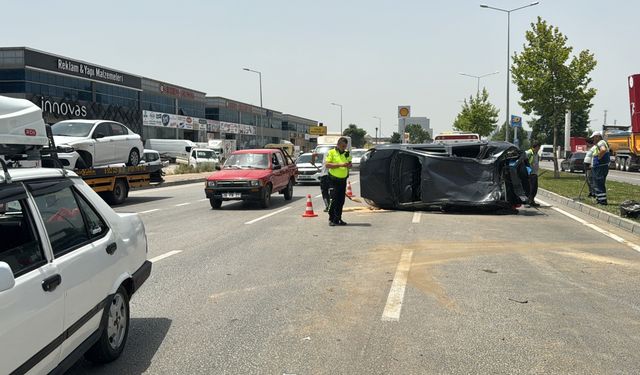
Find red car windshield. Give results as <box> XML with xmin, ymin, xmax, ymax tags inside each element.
<box><xmin>224</xmin><ymin>153</ymin><xmax>269</xmax><ymax>169</ymax></box>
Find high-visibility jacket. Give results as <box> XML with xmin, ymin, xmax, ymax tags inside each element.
<box><xmin>326</xmin><ymin>148</ymin><xmax>352</xmax><ymax>179</ymax></box>
<box><xmin>525</xmin><ymin>148</ymin><xmax>539</xmax><ymax>174</ymax></box>
<box><xmin>592</xmin><ymin>140</ymin><xmax>610</xmax><ymax>167</ymax></box>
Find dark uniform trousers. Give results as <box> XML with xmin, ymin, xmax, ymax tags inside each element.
<box><xmin>328</xmin><ymin>175</ymin><xmax>347</xmax><ymax>223</ymax></box>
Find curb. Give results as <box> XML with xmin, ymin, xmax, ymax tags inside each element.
<box><xmin>538</xmin><ymin>188</ymin><xmax>640</xmax><ymax>235</ymax></box>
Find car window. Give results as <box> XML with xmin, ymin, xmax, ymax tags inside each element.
<box><xmin>109</xmin><ymin>123</ymin><xmax>126</xmax><ymax>136</ymax></box>
<box><xmin>0</xmin><ymin>189</ymin><xmax>46</xmax><ymax>277</ymax></box>
<box><xmin>74</xmin><ymin>190</ymin><xmax>109</xmax><ymax>238</ymax></box>
<box><xmin>33</xmin><ymin>186</ymin><xmax>90</xmax><ymax>257</ymax></box>
<box><xmin>275</xmin><ymin>152</ymin><xmax>285</xmax><ymax>166</ymax></box>
<box><xmin>93</xmin><ymin>123</ymin><xmax>112</xmax><ymax>138</ymax></box>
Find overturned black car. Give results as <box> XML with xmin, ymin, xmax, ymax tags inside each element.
<box><xmin>359</xmin><ymin>141</ymin><xmax>531</xmax><ymax>214</ymax></box>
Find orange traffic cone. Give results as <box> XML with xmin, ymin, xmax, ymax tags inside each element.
<box><xmin>302</xmin><ymin>194</ymin><xmax>318</xmax><ymax>217</ymax></box>
<box><xmin>346</xmin><ymin>180</ymin><xmax>356</xmax><ymax>198</ymax></box>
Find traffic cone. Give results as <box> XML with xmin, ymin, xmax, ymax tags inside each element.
<box><xmin>346</xmin><ymin>180</ymin><xmax>356</xmax><ymax>198</ymax></box>
<box><xmin>302</xmin><ymin>194</ymin><xmax>318</xmax><ymax>217</ymax></box>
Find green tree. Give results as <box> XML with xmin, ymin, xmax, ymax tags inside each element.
<box><xmin>511</xmin><ymin>17</ymin><xmax>597</xmax><ymax>177</ymax></box>
<box><xmin>453</xmin><ymin>89</ymin><xmax>500</xmax><ymax>137</ymax></box>
<box><xmin>405</xmin><ymin>124</ymin><xmax>432</xmax><ymax>144</ymax></box>
<box><xmin>342</xmin><ymin>124</ymin><xmax>367</xmax><ymax>148</ymax></box>
<box><xmin>529</xmin><ymin>107</ymin><xmax>590</xmax><ymax>144</ymax></box>
<box><xmin>390</xmin><ymin>132</ymin><xmax>402</xmax><ymax>144</ymax></box>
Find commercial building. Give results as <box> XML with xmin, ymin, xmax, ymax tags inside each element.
<box><xmin>398</xmin><ymin>116</ymin><xmax>433</xmax><ymax>138</ymax></box>
<box><xmin>0</xmin><ymin>47</ymin><xmax>318</xmax><ymax>149</ymax></box>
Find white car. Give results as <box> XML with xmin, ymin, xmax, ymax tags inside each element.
<box><xmin>176</xmin><ymin>148</ymin><xmax>220</xmax><ymax>168</ymax></box>
<box><xmin>141</xmin><ymin>149</ymin><xmax>169</xmax><ymax>168</ymax></box>
<box><xmin>0</xmin><ymin>166</ymin><xmax>151</xmax><ymax>375</ymax></box>
<box><xmin>52</xmin><ymin>120</ymin><xmax>144</xmax><ymax>169</ymax></box>
<box><xmin>350</xmin><ymin>148</ymin><xmax>368</xmax><ymax>170</ymax></box>
<box><xmin>295</xmin><ymin>152</ymin><xmax>324</xmax><ymax>184</ymax></box>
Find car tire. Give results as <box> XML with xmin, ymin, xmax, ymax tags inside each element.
<box><xmin>85</xmin><ymin>286</ymin><xmax>130</xmax><ymax>364</ymax></box>
<box><xmin>105</xmin><ymin>179</ymin><xmax>128</xmax><ymax>205</ymax></box>
<box><xmin>283</xmin><ymin>179</ymin><xmax>293</xmax><ymax>201</ymax></box>
<box><xmin>210</xmin><ymin>198</ymin><xmax>222</xmax><ymax>209</ymax></box>
<box><xmin>260</xmin><ymin>184</ymin><xmax>272</xmax><ymax>208</ymax></box>
<box><xmin>127</xmin><ymin>149</ymin><xmax>140</xmax><ymax>166</ymax></box>
<box><xmin>623</xmin><ymin>159</ymin><xmax>630</xmax><ymax>172</ymax></box>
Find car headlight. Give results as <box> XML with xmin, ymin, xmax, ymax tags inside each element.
<box><xmin>56</xmin><ymin>145</ymin><xmax>75</xmax><ymax>153</ymax></box>
<box><xmin>207</xmin><ymin>181</ymin><xmax>216</xmax><ymax>187</ymax></box>
<box><xmin>250</xmin><ymin>180</ymin><xmax>260</xmax><ymax>186</ymax></box>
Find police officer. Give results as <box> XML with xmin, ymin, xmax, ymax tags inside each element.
<box><xmin>589</xmin><ymin>131</ymin><xmax>610</xmax><ymax>205</ymax></box>
<box><xmin>325</xmin><ymin>137</ymin><xmax>352</xmax><ymax>226</ymax></box>
<box><xmin>525</xmin><ymin>142</ymin><xmax>541</xmax><ymax>207</ymax></box>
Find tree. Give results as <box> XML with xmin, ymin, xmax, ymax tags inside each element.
<box><xmin>453</xmin><ymin>88</ymin><xmax>500</xmax><ymax>137</ymax></box>
<box><xmin>390</xmin><ymin>132</ymin><xmax>402</xmax><ymax>144</ymax></box>
<box><xmin>405</xmin><ymin>124</ymin><xmax>432</xmax><ymax>144</ymax></box>
<box><xmin>490</xmin><ymin>121</ymin><xmax>530</xmax><ymax>150</ymax></box>
<box><xmin>511</xmin><ymin>17</ymin><xmax>597</xmax><ymax>177</ymax></box>
<box><xmin>342</xmin><ymin>124</ymin><xmax>367</xmax><ymax>148</ymax></box>
<box><xmin>529</xmin><ymin>107</ymin><xmax>590</xmax><ymax>145</ymax></box>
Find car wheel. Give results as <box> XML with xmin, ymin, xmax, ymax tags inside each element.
<box><xmin>85</xmin><ymin>286</ymin><xmax>130</xmax><ymax>363</ymax></box>
<box><xmin>561</xmin><ymin>165</ymin><xmax>565</xmax><ymax>171</ymax></box>
<box><xmin>283</xmin><ymin>179</ymin><xmax>293</xmax><ymax>200</ymax></box>
<box><xmin>210</xmin><ymin>198</ymin><xmax>222</xmax><ymax>209</ymax></box>
<box><xmin>127</xmin><ymin>149</ymin><xmax>140</xmax><ymax>166</ymax></box>
<box><xmin>260</xmin><ymin>184</ymin><xmax>272</xmax><ymax>208</ymax></box>
<box><xmin>569</xmin><ymin>168</ymin><xmax>574</xmax><ymax>173</ymax></box>
<box><xmin>623</xmin><ymin>159</ymin><xmax>630</xmax><ymax>172</ymax></box>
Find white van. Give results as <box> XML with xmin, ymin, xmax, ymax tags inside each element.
<box><xmin>144</xmin><ymin>139</ymin><xmax>197</xmax><ymax>161</ymax></box>
<box><xmin>539</xmin><ymin>144</ymin><xmax>554</xmax><ymax>161</ymax></box>
<box><xmin>176</xmin><ymin>148</ymin><xmax>220</xmax><ymax>168</ymax></box>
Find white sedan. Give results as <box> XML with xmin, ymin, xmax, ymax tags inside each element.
<box><xmin>52</xmin><ymin>120</ymin><xmax>144</xmax><ymax>169</ymax></box>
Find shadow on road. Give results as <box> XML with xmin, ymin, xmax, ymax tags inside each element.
<box><xmin>213</xmin><ymin>196</ymin><xmax>305</xmax><ymax>211</ymax></box>
<box><xmin>115</xmin><ymin>196</ymin><xmax>174</xmax><ymax>207</ymax></box>
<box><xmin>65</xmin><ymin>317</ymin><xmax>172</xmax><ymax>375</ymax></box>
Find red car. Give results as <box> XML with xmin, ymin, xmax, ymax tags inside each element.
<box><xmin>204</xmin><ymin>149</ymin><xmax>297</xmax><ymax>208</ymax></box>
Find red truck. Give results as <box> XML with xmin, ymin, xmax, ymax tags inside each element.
<box><xmin>204</xmin><ymin>148</ymin><xmax>297</xmax><ymax>209</ymax></box>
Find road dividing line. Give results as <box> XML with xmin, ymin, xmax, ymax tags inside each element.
<box><xmin>537</xmin><ymin>199</ymin><xmax>640</xmax><ymax>253</ymax></box>
<box><xmin>315</xmin><ymin>194</ymin><xmax>323</xmax><ymax>198</ymax></box>
<box><xmin>198</xmin><ymin>198</ymin><xmax>209</xmax><ymax>202</ymax></box>
<box><xmin>381</xmin><ymin>249</ymin><xmax>414</xmax><ymax>322</ymax></box>
<box><xmin>149</xmin><ymin>250</ymin><xmax>182</xmax><ymax>263</ymax></box>
<box><xmin>245</xmin><ymin>207</ymin><xmax>292</xmax><ymax>225</ymax></box>
<box><xmin>138</xmin><ymin>209</ymin><xmax>160</xmax><ymax>214</ymax></box>
<box><xmin>175</xmin><ymin>202</ymin><xmax>191</xmax><ymax>207</ymax></box>
<box><xmin>412</xmin><ymin>212</ymin><xmax>422</xmax><ymax>224</ymax></box>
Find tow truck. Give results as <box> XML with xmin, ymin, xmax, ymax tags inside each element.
<box><xmin>0</xmin><ymin>95</ymin><xmax>163</xmax><ymax>204</ymax></box>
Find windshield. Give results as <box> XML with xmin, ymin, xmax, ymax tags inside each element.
<box><xmin>51</xmin><ymin>122</ymin><xmax>94</xmax><ymax>137</ymax></box>
<box><xmin>351</xmin><ymin>150</ymin><xmax>366</xmax><ymax>158</ymax></box>
<box><xmin>224</xmin><ymin>153</ymin><xmax>269</xmax><ymax>169</ymax></box>
<box><xmin>315</xmin><ymin>145</ymin><xmax>333</xmax><ymax>154</ymax></box>
<box><xmin>296</xmin><ymin>154</ymin><xmax>323</xmax><ymax>164</ymax></box>
<box><xmin>571</xmin><ymin>152</ymin><xmax>586</xmax><ymax>159</ymax></box>
<box><xmin>196</xmin><ymin>150</ymin><xmax>216</xmax><ymax>159</ymax></box>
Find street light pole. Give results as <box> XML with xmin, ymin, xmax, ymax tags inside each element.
<box><xmin>331</xmin><ymin>103</ymin><xmax>343</xmax><ymax>134</ymax></box>
<box><xmin>243</xmin><ymin>67</ymin><xmax>263</xmax><ymax>145</ymax></box>
<box><xmin>458</xmin><ymin>71</ymin><xmax>500</xmax><ymax>95</ymax></box>
<box><xmin>375</xmin><ymin>127</ymin><xmax>378</xmax><ymax>145</ymax></box>
<box><xmin>480</xmin><ymin>2</ymin><xmax>539</xmax><ymax>142</ymax></box>
<box><xmin>373</xmin><ymin>116</ymin><xmax>382</xmax><ymax>139</ymax></box>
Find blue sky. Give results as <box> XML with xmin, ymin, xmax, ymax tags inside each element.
<box><xmin>3</xmin><ymin>0</ymin><xmax>636</xmax><ymax>138</ymax></box>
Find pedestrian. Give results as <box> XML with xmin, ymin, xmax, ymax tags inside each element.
<box><xmin>313</xmin><ymin>152</ymin><xmax>331</xmax><ymax>212</ymax></box>
<box><xmin>325</xmin><ymin>137</ymin><xmax>352</xmax><ymax>226</ymax></box>
<box><xmin>583</xmin><ymin>138</ymin><xmax>597</xmax><ymax>197</ymax></box>
<box><xmin>589</xmin><ymin>131</ymin><xmax>610</xmax><ymax>205</ymax></box>
<box><xmin>525</xmin><ymin>141</ymin><xmax>541</xmax><ymax>207</ymax></box>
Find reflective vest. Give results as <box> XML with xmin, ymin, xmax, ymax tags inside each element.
<box><xmin>525</xmin><ymin>148</ymin><xmax>539</xmax><ymax>173</ymax></box>
<box><xmin>326</xmin><ymin>148</ymin><xmax>351</xmax><ymax>179</ymax></box>
<box><xmin>592</xmin><ymin>140</ymin><xmax>610</xmax><ymax>167</ymax></box>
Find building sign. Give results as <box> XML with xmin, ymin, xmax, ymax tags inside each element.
<box><xmin>398</xmin><ymin>106</ymin><xmax>411</xmax><ymax>118</ymax></box>
<box><xmin>40</xmin><ymin>97</ymin><xmax>87</xmax><ymax>118</ymax></box>
<box><xmin>309</xmin><ymin>126</ymin><xmax>328</xmax><ymax>136</ymax></box>
<box><xmin>24</xmin><ymin>49</ymin><xmax>142</xmax><ymax>89</ymax></box>
<box><xmin>143</xmin><ymin>110</ymin><xmax>256</xmax><ymax>135</ymax></box>
<box><xmin>159</xmin><ymin>84</ymin><xmax>196</xmax><ymax>99</ymax></box>
<box><xmin>510</xmin><ymin>115</ymin><xmax>522</xmax><ymax>128</ymax></box>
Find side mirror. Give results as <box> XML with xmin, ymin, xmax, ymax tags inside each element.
<box><xmin>273</xmin><ymin>164</ymin><xmax>282</xmax><ymax>170</ymax></box>
<box><xmin>0</xmin><ymin>262</ymin><xmax>15</xmax><ymax>292</ymax></box>
<box><xmin>185</xmin><ymin>146</ymin><xmax>192</xmax><ymax>152</ymax></box>
<box><xmin>94</xmin><ymin>133</ymin><xmax>105</xmax><ymax>139</ymax></box>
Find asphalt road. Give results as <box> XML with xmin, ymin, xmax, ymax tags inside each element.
<box><xmin>66</xmin><ymin>176</ymin><xmax>640</xmax><ymax>374</ymax></box>
<box><xmin>540</xmin><ymin>160</ymin><xmax>640</xmax><ymax>185</ymax></box>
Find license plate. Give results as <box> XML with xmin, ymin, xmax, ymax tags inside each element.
<box><xmin>222</xmin><ymin>192</ymin><xmax>241</xmax><ymax>199</ymax></box>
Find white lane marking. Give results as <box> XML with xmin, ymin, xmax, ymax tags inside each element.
<box><xmin>245</xmin><ymin>207</ymin><xmax>292</xmax><ymax>225</ymax></box>
<box><xmin>350</xmin><ymin>180</ymin><xmax>359</xmax><ymax>185</ymax></box>
<box><xmin>175</xmin><ymin>202</ymin><xmax>191</xmax><ymax>207</ymax></box>
<box><xmin>412</xmin><ymin>212</ymin><xmax>422</xmax><ymax>224</ymax></box>
<box><xmin>382</xmin><ymin>249</ymin><xmax>414</xmax><ymax>322</ymax></box>
<box><xmin>138</xmin><ymin>209</ymin><xmax>160</xmax><ymax>214</ymax></box>
<box><xmin>315</xmin><ymin>194</ymin><xmax>323</xmax><ymax>198</ymax></box>
<box><xmin>149</xmin><ymin>250</ymin><xmax>182</xmax><ymax>263</ymax></box>
<box><xmin>198</xmin><ymin>198</ymin><xmax>209</xmax><ymax>202</ymax></box>
<box><xmin>537</xmin><ymin>199</ymin><xmax>640</xmax><ymax>252</ymax></box>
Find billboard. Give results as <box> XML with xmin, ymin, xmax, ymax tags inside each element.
<box><xmin>398</xmin><ymin>106</ymin><xmax>411</xmax><ymax>118</ymax></box>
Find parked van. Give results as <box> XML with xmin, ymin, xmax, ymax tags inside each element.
<box><xmin>144</xmin><ymin>139</ymin><xmax>197</xmax><ymax>162</ymax></box>
<box><xmin>539</xmin><ymin>144</ymin><xmax>554</xmax><ymax>161</ymax></box>
<box><xmin>176</xmin><ymin>148</ymin><xmax>220</xmax><ymax>168</ymax></box>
